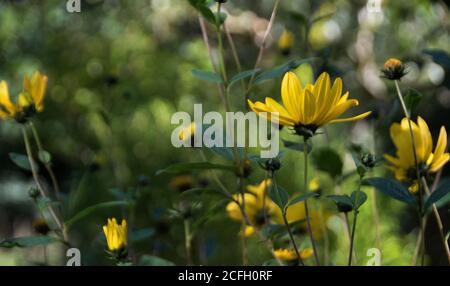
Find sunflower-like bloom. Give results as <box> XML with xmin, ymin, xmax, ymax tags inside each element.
<box><xmin>273</xmin><ymin>248</ymin><xmax>314</xmax><ymax>261</ymax></box>
<box><xmin>226</xmin><ymin>179</ymin><xmax>278</xmax><ymax>228</ymax></box>
<box><xmin>103</xmin><ymin>218</ymin><xmax>127</xmax><ymax>252</ymax></box>
<box><xmin>384</xmin><ymin>117</ymin><xmax>449</xmax><ymax>185</ymax></box>
<box><xmin>248</xmin><ymin>72</ymin><xmax>371</xmax><ymax>137</ymax></box>
<box><xmin>278</xmin><ymin>30</ymin><xmax>294</xmax><ymax>56</ymax></box>
<box><xmin>0</xmin><ymin>71</ymin><xmax>48</xmax><ymax>123</ymax></box>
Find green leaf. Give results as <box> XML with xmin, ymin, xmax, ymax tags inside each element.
<box><xmin>363</xmin><ymin>178</ymin><xmax>416</xmax><ymax>204</ymax></box>
<box><xmin>228</xmin><ymin>69</ymin><xmax>260</xmax><ymax>89</ymax></box>
<box><xmin>139</xmin><ymin>255</ymin><xmax>175</xmax><ymax>266</ymax></box>
<box><xmin>9</xmin><ymin>153</ymin><xmax>35</xmax><ymax>172</ymax></box>
<box><xmin>282</xmin><ymin>140</ymin><xmax>312</xmax><ymax>153</ymax></box>
<box><xmin>424</xmin><ymin>179</ymin><xmax>450</xmax><ymax>211</ymax></box>
<box><xmin>268</xmin><ymin>184</ymin><xmax>290</xmax><ymax>211</ymax></box>
<box><xmin>192</xmin><ymin>69</ymin><xmax>223</xmax><ymax>84</ymax></box>
<box><xmin>254</xmin><ymin>58</ymin><xmax>316</xmax><ymax>84</ymax></box>
<box><xmin>287</xmin><ymin>192</ymin><xmax>318</xmax><ymax>207</ymax></box>
<box><xmin>351</xmin><ymin>190</ymin><xmax>367</xmax><ymax>210</ymax></box>
<box><xmin>312</xmin><ymin>147</ymin><xmax>343</xmax><ymax>178</ymax></box>
<box><xmin>404</xmin><ymin>89</ymin><xmax>422</xmax><ymax>114</ymax></box>
<box><xmin>327</xmin><ymin>195</ymin><xmax>354</xmax><ymax>213</ymax></box>
<box><xmin>187</xmin><ymin>0</ymin><xmax>216</xmax><ymax>25</ymax></box>
<box><xmin>65</xmin><ymin>201</ymin><xmax>130</xmax><ymax>229</ymax></box>
<box><xmin>38</xmin><ymin>150</ymin><xmax>52</xmax><ymax>164</ymax></box>
<box><xmin>0</xmin><ymin>236</ymin><xmax>60</xmax><ymax>248</ymax></box>
<box><xmin>156</xmin><ymin>162</ymin><xmax>235</xmax><ymax>175</ymax></box>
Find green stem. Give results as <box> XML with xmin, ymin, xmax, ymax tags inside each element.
<box><xmin>421</xmin><ymin>177</ymin><xmax>450</xmax><ymax>264</ymax></box>
<box><xmin>303</xmin><ymin>137</ymin><xmax>320</xmax><ymax>265</ymax></box>
<box><xmin>272</xmin><ymin>173</ymin><xmax>304</xmax><ymax>266</ymax></box>
<box><xmin>22</xmin><ymin>126</ymin><xmax>67</xmax><ymax>242</ymax></box>
<box><xmin>394</xmin><ymin>80</ymin><xmax>425</xmax><ymax>264</ymax></box>
<box><xmin>216</xmin><ymin>3</ymin><xmax>227</xmax><ymax>83</ymax></box>
<box><xmin>348</xmin><ymin>179</ymin><xmax>362</xmax><ymax>266</ymax></box>
<box><xmin>184</xmin><ymin>218</ymin><xmax>193</xmax><ymax>265</ymax></box>
<box><xmin>29</xmin><ymin>122</ymin><xmax>61</xmax><ymax>200</ymax></box>
<box><xmin>348</xmin><ymin>209</ymin><xmax>358</xmax><ymax>266</ymax></box>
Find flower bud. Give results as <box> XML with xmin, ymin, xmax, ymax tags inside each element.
<box><xmin>381</xmin><ymin>58</ymin><xmax>407</xmax><ymax>80</ymax></box>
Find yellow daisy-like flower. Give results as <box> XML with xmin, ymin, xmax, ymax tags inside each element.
<box><xmin>226</xmin><ymin>179</ymin><xmax>278</xmax><ymax>227</ymax></box>
<box><xmin>273</xmin><ymin>247</ymin><xmax>314</xmax><ymax>261</ymax></box>
<box><xmin>274</xmin><ymin>201</ymin><xmax>326</xmax><ymax>239</ymax></box>
<box><xmin>278</xmin><ymin>29</ymin><xmax>294</xmax><ymax>55</ymax></box>
<box><xmin>0</xmin><ymin>71</ymin><xmax>48</xmax><ymax>123</ymax></box>
<box><xmin>384</xmin><ymin>117</ymin><xmax>449</xmax><ymax>183</ymax></box>
<box><xmin>103</xmin><ymin>218</ymin><xmax>128</xmax><ymax>252</ymax></box>
<box><xmin>248</xmin><ymin>72</ymin><xmax>371</xmax><ymax>137</ymax></box>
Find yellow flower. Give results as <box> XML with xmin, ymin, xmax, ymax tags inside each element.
<box><xmin>226</xmin><ymin>179</ymin><xmax>278</xmax><ymax>226</ymax></box>
<box><xmin>240</xmin><ymin>225</ymin><xmax>256</xmax><ymax>237</ymax></box>
<box><xmin>309</xmin><ymin>177</ymin><xmax>321</xmax><ymax>192</ymax></box>
<box><xmin>278</xmin><ymin>30</ymin><xmax>294</xmax><ymax>55</ymax></box>
<box><xmin>248</xmin><ymin>72</ymin><xmax>371</xmax><ymax>137</ymax></box>
<box><xmin>274</xmin><ymin>201</ymin><xmax>326</xmax><ymax>239</ymax></box>
<box><xmin>273</xmin><ymin>248</ymin><xmax>314</xmax><ymax>261</ymax></box>
<box><xmin>0</xmin><ymin>71</ymin><xmax>48</xmax><ymax>122</ymax></box>
<box><xmin>103</xmin><ymin>218</ymin><xmax>127</xmax><ymax>252</ymax></box>
<box><xmin>384</xmin><ymin>117</ymin><xmax>449</xmax><ymax>183</ymax></box>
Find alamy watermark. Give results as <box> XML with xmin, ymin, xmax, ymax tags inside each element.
<box><xmin>66</xmin><ymin>0</ymin><xmax>81</xmax><ymax>13</ymax></box>
<box><xmin>171</xmin><ymin>104</ymin><xmax>280</xmax><ymax>159</ymax></box>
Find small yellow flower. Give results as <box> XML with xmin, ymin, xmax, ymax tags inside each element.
<box><xmin>226</xmin><ymin>179</ymin><xmax>277</xmax><ymax>226</ymax></box>
<box><xmin>103</xmin><ymin>218</ymin><xmax>127</xmax><ymax>252</ymax></box>
<box><xmin>384</xmin><ymin>117</ymin><xmax>449</xmax><ymax>184</ymax></box>
<box><xmin>309</xmin><ymin>177</ymin><xmax>321</xmax><ymax>192</ymax></box>
<box><xmin>408</xmin><ymin>181</ymin><xmax>419</xmax><ymax>194</ymax></box>
<box><xmin>0</xmin><ymin>71</ymin><xmax>48</xmax><ymax>123</ymax></box>
<box><xmin>382</xmin><ymin>58</ymin><xmax>407</xmax><ymax>80</ymax></box>
<box><xmin>248</xmin><ymin>72</ymin><xmax>371</xmax><ymax>137</ymax></box>
<box><xmin>240</xmin><ymin>225</ymin><xmax>256</xmax><ymax>237</ymax></box>
<box><xmin>278</xmin><ymin>29</ymin><xmax>294</xmax><ymax>55</ymax></box>
<box><xmin>273</xmin><ymin>248</ymin><xmax>314</xmax><ymax>261</ymax></box>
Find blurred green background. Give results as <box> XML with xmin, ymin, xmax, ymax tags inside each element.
<box><xmin>0</xmin><ymin>0</ymin><xmax>449</xmax><ymax>265</ymax></box>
